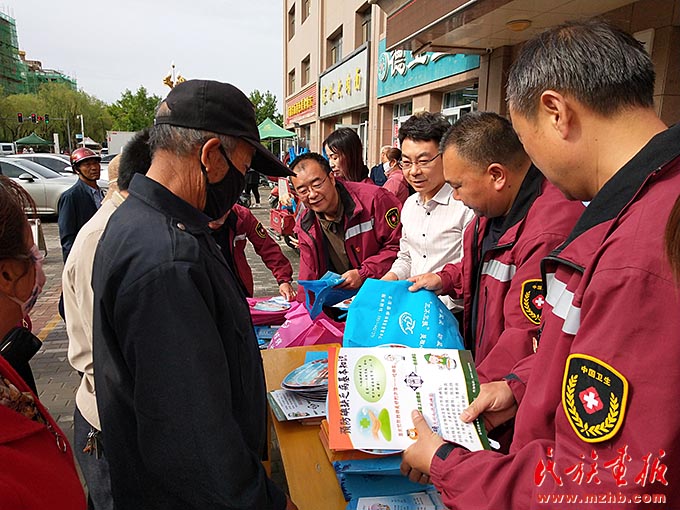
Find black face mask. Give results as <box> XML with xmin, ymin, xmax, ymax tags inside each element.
<box><xmin>200</xmin><ymin>144</ymin><xmax>247</xmax><ymax>220</ymax></box>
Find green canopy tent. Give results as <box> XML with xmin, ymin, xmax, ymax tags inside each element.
<box><xmin>257</xmin><ymin>118</ymin><xmax>297</xmax><ymax>161</ymax></box>
<box><xmin>15</xmin><ymin>132</ymin><xmax>52</xmax><ymax>147</ymax></box>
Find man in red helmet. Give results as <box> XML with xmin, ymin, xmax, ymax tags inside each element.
<box><xmin>58</xmin><ymin>147</ymin><xmax>103</xmax><ymax>262</ymax></box>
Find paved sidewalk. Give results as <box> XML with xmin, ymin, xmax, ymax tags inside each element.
<box><xmin>29</xmin><ymin>193</ymin><xmax>299</xmax><ymax>494</ymax></box>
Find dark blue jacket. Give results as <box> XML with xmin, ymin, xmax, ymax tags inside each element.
<box><xmin>92</xmin><ymin>174</ymin><xmax>286</xmax><ymax>510</ymax></box>
<box><xmin>369</xmin><ymin>163</ymin><xmax>387</xmax><ymax>186</ymax></box>
<box><xmin>57</xmin><ymin>179</ymin><xmax>99</xmax><ymax>262</ymax></box>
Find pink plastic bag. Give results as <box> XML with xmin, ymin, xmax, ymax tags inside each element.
<box><xmin>269</xmin><ymin>302</ymin><xmax>344</xmax><ymax>349</ymax></box>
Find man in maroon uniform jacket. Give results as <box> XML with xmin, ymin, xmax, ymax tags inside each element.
<box><xmin>401</xmin><ymin>20</ymin><xmax>680</xmax><ymax>509</ymax></box>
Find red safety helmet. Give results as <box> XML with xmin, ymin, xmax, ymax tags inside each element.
<box><xmin>70</xmin><ymin>147</ymin><xmax>101</xmax><ymax>167</ymax></box>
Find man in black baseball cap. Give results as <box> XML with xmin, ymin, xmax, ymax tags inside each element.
<box><xmin>155</xmin><ymin>79</ymin><xmax>293</xmax><ymax>178</ymax></box>
<box><xmin>91</xmin><ymin>79</ymin><xmax>298</xmax><ymax>510</ymax></box>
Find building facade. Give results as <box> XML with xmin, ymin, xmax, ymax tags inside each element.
<box><xmin>283</xmin><ymin>0</ymin><xmax>481</xmax><ymax>166</ymax></box>
<box><xmin>0</xmin><ymin>12</ymin><xmax>76</xmax><ymax>96</ymax></box>
<box><xmin>284</xmin><ymin>0</ymin><xmax>680</xmax><ymax>166</ymax></box>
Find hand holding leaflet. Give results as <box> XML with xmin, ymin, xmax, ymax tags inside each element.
<box><xmin>328</xmin><ymin>347</ymin><xmax>490</xmax><ymax>453</ymax></box>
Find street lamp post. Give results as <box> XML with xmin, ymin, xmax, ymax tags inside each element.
<box><xmin>77</xmin><ymin>114</ymin><xmax>85</xmax><ymax>148</ymax></box>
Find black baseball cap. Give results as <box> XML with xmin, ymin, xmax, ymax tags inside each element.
<box><xmin>154</xmin><ymin>79</ymin><xmax>293</xmax><ymax>177</ymax></box>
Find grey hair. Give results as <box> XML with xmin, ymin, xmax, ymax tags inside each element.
<box><xmin>506</xmin><ymin>19</ymin><xmax>655</xmax><ymax>118</ymax></box>
<box><xmin>148</xmin><ymin>124</ymin><xmax>238</xmax><ymax>158</ymax></box>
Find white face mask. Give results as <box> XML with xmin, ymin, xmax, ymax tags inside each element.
<box><xmin>383</xmin><ymin>161</ymin><xmax>391</xmax><ymax>174</ymax></box>
<box><xmin>4</xmin><ymin>245</ymin><xmax>45</xmax><ymax>317</ymax></box>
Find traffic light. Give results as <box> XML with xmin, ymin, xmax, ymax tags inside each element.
<box><xmin>44</xmin><ymin>114</ymin><xmax>49</xmax><ymax>124</ymax></box>
<box><xmin>30</xmin><ymin>113</ymin><xmax>36</xmax><ymax>123</ymax></box>
<box><xmin>17</xmin><ymin>113</ymin><xmax>22</xmax><ymax>123</ymax></box>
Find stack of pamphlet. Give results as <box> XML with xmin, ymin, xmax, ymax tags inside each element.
<box><xmin>346</xmin><ymin>490</ymin><xmax>446</xmax><ymax>510</ymax></box>
<box><xmin>280</xmin><ymin>356</ymin><xmax>328</xmax><ymax>401</ymax></box>
<box><xmin>318</xmin><ymin>419</ymin><xmax>382</xmax><ymax>463</ymax></box>
<box><xmin>331</xmin><ymin>454</ymin><xmax>434</xmax><ymax>502</ymax></box>
<box><xmin>266</xmin><ymin>354</ymin><xmax>328</xmax><ymax>425</ymax></box>
<box><xmin>253</xmin><ymin>325</ymin><xmax>280</xmax><ymax>349</ymax></box>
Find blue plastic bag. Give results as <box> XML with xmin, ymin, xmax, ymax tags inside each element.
<box><xmin>298</xmin><ymin>271</ymin><xmax>358</xmax><ymax>320</ymax></box>
<box><xmin>344</xmin><ymin>279</ymin><xmax>464</xmax><ymax>349</ymax></box>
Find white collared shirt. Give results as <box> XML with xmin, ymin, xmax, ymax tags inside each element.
<box><xmin>389</xmin><ymin>183</ymin><xmax>474</xmax><ymax>308</ymax></box>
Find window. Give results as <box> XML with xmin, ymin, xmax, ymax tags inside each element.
<box><xmin>288</xmin><ymin>5</ymin><xmax>296</xmax><ymax>40</ymax></box>
<box><xmin>392</xmin><ymin>102</ymin><xmax>413</xmax><ymax>147</ymax></box>
<box><xmin>302</xmin><ymin>0</ymin><xmax>311</xmax><ymax>23</ymax></box>
<box><xmin>288</xmin><ymin>69</ymin><xmax>296</xmax><ymax>95</ymax></box>
<box><xmin>0</xmin><ymin>161</ymin><xmax>25</xmax><ymax>178</ymax></box>
<box><xmin>328</xmin><ymin>29</ymin><xmax>343</xmax><ymax>67</ymax></box>
<box><xmin>356</xmin><ymin>5</ymin><xmax>371</xmax><ymax>46</ymax></box>
<box><xmin>301</xmin><ymin>56</ymin><xmax>311</xmax><ymax>86</ymax></box>
<box><xmin>442</xmin><ymin>87</ymin><xmax>478</xmax><ymax>124</ymax></box>
<box><xmin>393</xmin><ymin>102</ymin><xmax>413</xmax><ymax>119</ymax></box>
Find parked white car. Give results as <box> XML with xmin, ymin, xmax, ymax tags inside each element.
<box><xmin>0</xmin><ymin>157</ymin><xmax>107</xmax><ymax>216</ymax></box>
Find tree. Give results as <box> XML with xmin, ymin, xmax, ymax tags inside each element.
<box><xmin>248</xmin><ymin>89</ymin><xmax>283</xmax><ymax>127</ymax></box>
<box><xmin>0</xmin><ymin>83</ymin><xmax>112</xmax><ymax>151</ymax></box>
<box><xmin>108</xmin><ymin>86</ymin><xmax>161</xmax><ymax>131</ymax></box>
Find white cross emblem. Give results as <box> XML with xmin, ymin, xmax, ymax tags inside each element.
<box><xmin>583</xmin><ymin>391</ymin><xmax>599</xmax><ymax>410</ymax></box>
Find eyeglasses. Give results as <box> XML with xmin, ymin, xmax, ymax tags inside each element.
<box><xmin>400</xmin><ymin>152</ymin><xmax>441</xmax><ymax>171</ymax></box>
<box><xmin>295</xmin><ymin>174</ymin><xmax>329</xmax><ymax>198</ymax></box>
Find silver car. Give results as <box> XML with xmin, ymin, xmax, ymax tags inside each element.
<box><xmin>9</xmin><ymin>152</ymin><xmax>111</xmax><ymax>182</ymax></box>
<box><xmin>0</xmin><ymin>157</ymin><xmax>83</xmax><ymax>216</ymax></box>
<box><xmin>9</xmin><ymin>153</ymin><xmax>73</xmax><ymax>175</ymax></box>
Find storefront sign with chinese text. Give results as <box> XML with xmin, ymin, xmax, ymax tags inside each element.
<box><xmin>377</xmin><ymin>39</ymin><xmax>480</xmax><ymax>98</ymax></box>
<box><xmin>319</xmin><ymin>45</ymin><xmax>368</xmax><ymax>118</ymax></box>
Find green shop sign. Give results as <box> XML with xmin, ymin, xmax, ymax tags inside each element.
<box><xmin>377</xmin><ymin>39</ymin><xmax>480</xmax><ymax>98</ymax></box>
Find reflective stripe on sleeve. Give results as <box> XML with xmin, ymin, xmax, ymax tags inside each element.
<box><xmin>480</xmin><ymin>260</ymin><xmax>516</xmax><ymax>282</ymax></box>
<box><xmin>545</xmin><ymin>272</ymin><xmax>581</xmax><ymax>335</ymax></box>
<box><xmin>345</xmin><ymin>219</ymin><xmax>374</xmax><ymax>241</ymax></box>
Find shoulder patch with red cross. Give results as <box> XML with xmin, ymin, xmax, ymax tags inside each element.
<box><xmin>562</xmin><ymin>354</ymin><xmax>628</xmax><ymax>443</ymax></box>
<box><xmin>385</xmin><ymin>207</ymin><xmax>400</xmax><ymax>229</ymax></box>
<box><xmin>255</xmin><ymin>222</ymin><xmax>267</xmax><ymax>239</ymax></box>
<box><xmin>520</xmin><ymin>279</ymin><xmax>544</xmax><ymax>325</ymax></box>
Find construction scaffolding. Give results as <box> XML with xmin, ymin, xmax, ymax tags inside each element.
<box><xmin>23</xmin><ymin>64</ymin><xmax>77</xmax><ymax>94</ymax></box>
<box><xmin>0</xmin><ymin>11</ymin><xmax>24</xmax><ymax>95</ymax></box>
<box><xmin>0</xmin><ymin>11</ymin><xmax>76</xmax><ymax>96</ymax></box>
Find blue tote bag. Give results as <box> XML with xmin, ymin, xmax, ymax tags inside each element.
<box><xmin>344</xmin><ymin>279</ymin><xmax>464</xmax><ymax>349</ymax></box>
<box><xmin>299</xmin><ymin>271</ymin><xmax>358</xmax><ymax>320</ymax></box>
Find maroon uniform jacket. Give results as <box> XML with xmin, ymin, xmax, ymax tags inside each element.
<box><xmin>295</xmin><ymin>180</ymin><xmax>402</xmax><ymax>299</ymax></box>
<box><xmin>437</xmin><ymin>166</ymin><xmax>584</xmax><ymax>382</ymax></box>
<box><xmin>429</xmin><ymin>125</ymin><xmax>680</xmax><ymax>509</ymax></box>
<box><xmin>214</xmin><ymin>204</ymin><xmax>293</xmax><ymax>297</ymax></box>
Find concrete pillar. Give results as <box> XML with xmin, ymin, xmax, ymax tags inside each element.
<box><xmin>478</xmin><ymin>45</ymin><xmax>513</xmax><ymax>116</ymax></box>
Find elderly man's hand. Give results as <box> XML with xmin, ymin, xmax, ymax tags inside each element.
<box><xmin>336</xmin><ymin>269</ymin><xmax>364</xmax><ymax>290</ymax></box>
<box><xmin>407</xmin><ymin>273</ymin><xmax>443</xmax><ymax>294</ymax></box>
<box><xmin>279</xmin><ymin>282</ymin><xmax>296</xmax><ymax>301</ymax></box>
<box><xmin>400</xmin><ymin>410</ymin><xmax>445</xmax><ymax>484</ymax></box>
<box><xmin>460</xmin><ymin>381</ymin><xmax>517</xmax><ymax>431</ymax></box>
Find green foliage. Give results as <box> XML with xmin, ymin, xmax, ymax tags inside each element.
<box><xmin>248</xmin><ymin>89</ymin><xmax>283</xmax><ymax>127</ymax></box>
<box><xmin>0</xmin><ymin>82</ymin><xmax>112</xmax><ymax>150</ymax></box>
<box><xmin>107</xmin><ymin>86</ymin><xmax>161</xmax><ymax>131</ymax></box>
<box><xmin>0</xmin><ymin>85</ymin><xmax>280</xmax><ymax>153</ymax></box>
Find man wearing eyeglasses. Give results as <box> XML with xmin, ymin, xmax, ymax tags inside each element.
<box><xmin>382</xmin><ymin>112</ymin><xmax>474</xmax><ymax>317</ymax></box>
<box><xmin>409</xmin><ymin>112</ymin><xmax>584</xmax><ymax>399</ymax></box>
<box><xmin>290</xmin><ymin>152</ymin><xmax>402</xmax><ymax>297</ymax></box>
